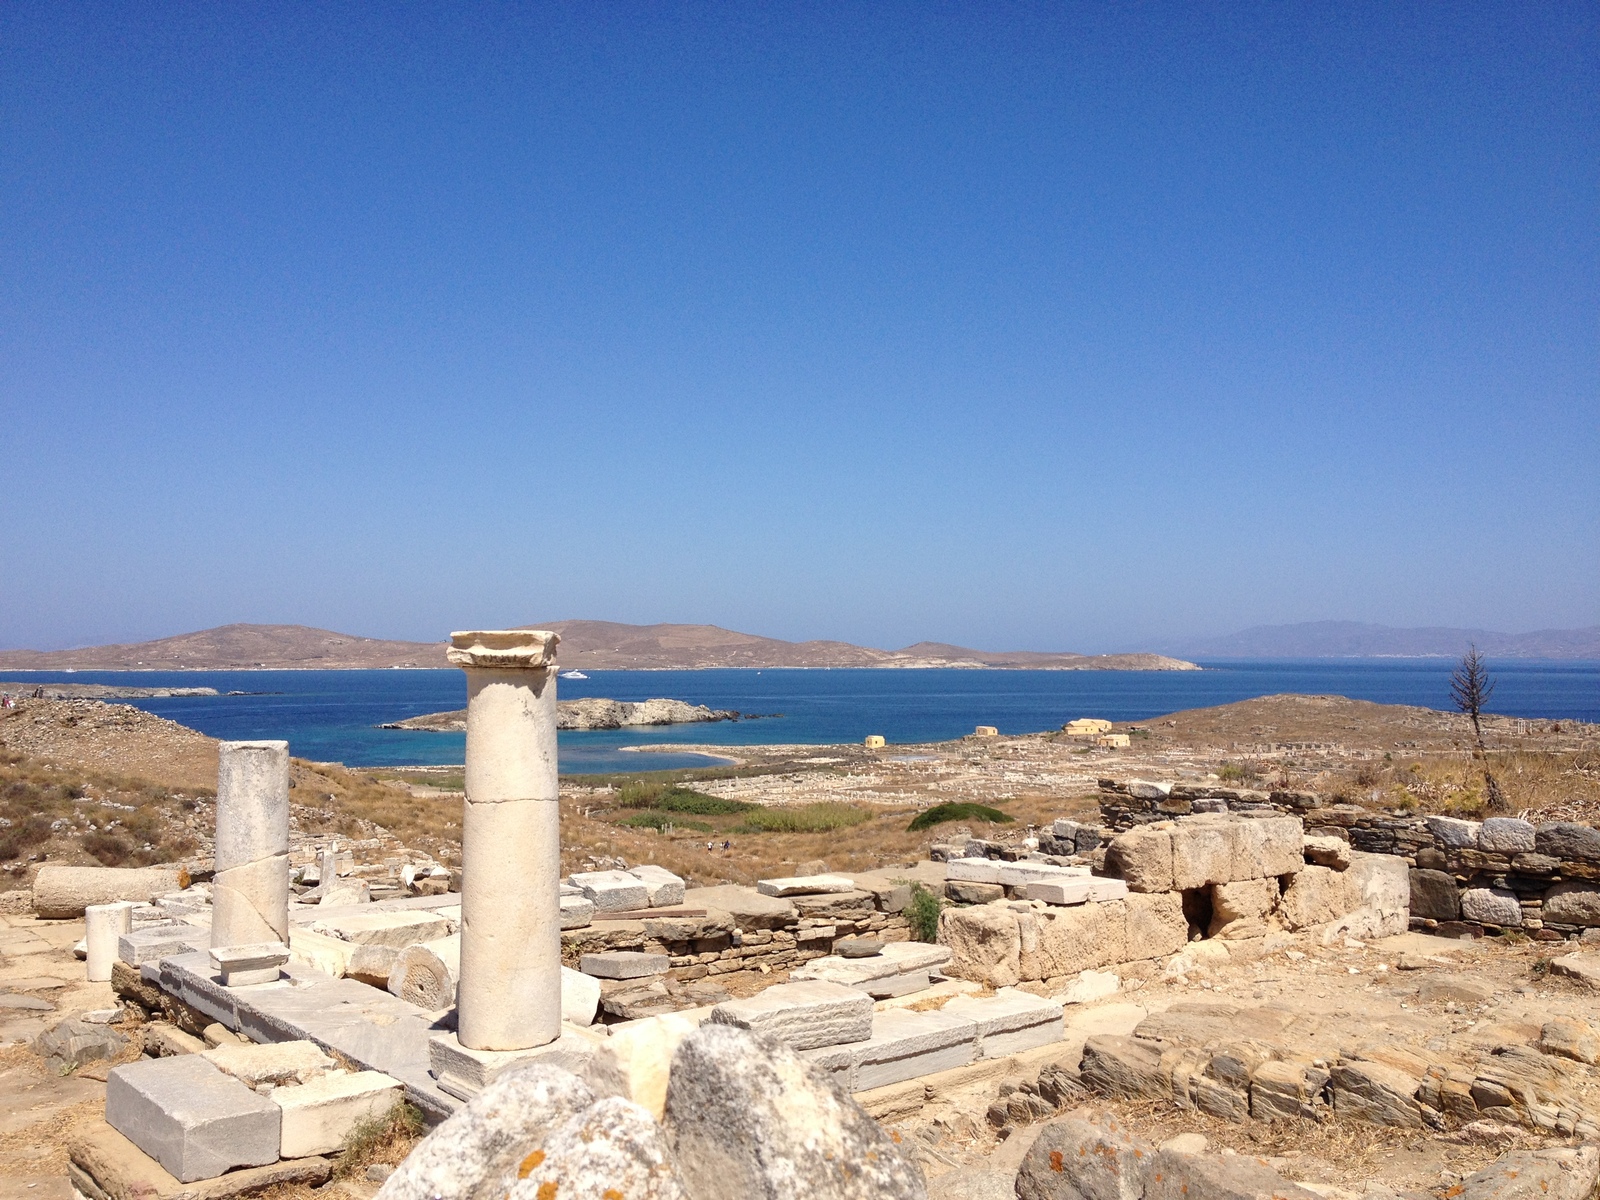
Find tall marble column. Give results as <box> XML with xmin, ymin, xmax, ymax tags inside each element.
<box><xmin>450</xmin><ymin>630</ymin><xmax>561</xmax><ymax>1052</ymax></box>
<box><xmin>210</xmin><ymin>740</ymin><xmax>290</xmax><ymax>951</ymax></box>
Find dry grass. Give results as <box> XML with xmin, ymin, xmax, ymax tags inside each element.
<box><xmin>334</xmin><ymin>1100</ymin><xmax>425</xmax><ymax>1179</ymax></box>
<box><xmin>0</xmin><ymin>750</ymin><xmax>204</xmax><ymax>877</ymax></box>
<box><xmin>1316</xmin><ymin>748</ymin><xmax>1600</xmax><ymax>823</ymax></box>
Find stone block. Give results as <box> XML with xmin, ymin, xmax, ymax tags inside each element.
<box><xmin>789</xmin><ymin>954</ymin><xmax>901</xmax><ymax>986</ymax></box>
<box><xmin>939</xmin><ymin>903</ymin><xmax>1022</xmax><ymax>987</ymax></box>
<box><xmin>1303</xmin><ymin>835</ymin><xmax>1351</xmax><ymax>869</ymax></box>
<box><xmin>754</xmin><ymin>873</ymin><xmax>857</xmax><ymax>897</ymax></box>
<box><xmin>562</xmin><ymin>965</ymin><xmax>602</xmax><ymax>1026</ymax></box>
<box><xmin>996</xmin><ymin>862</ymin><xmax>1090</xmax><ymax>888</ymax></box>
<box><xmin>627</xmin><ymin>865</ymin><xmax>686</xmax><ymax>907</ymax></box>
<box><xmin>1339</xmin><ymin>852</ymin><xmax>1411</xmax><ymax>938</ymax></box>
<box><xmin>855</xmin><ymin>970</ymin><xmax>931</xmax><ymax>999</ymax></box>
<box><xmin>118</xmin><ymin>926</ymin><xmax>208</xmax><ymax>967</ymax></box>
<box><xmin>1026</xmin><ymin>899</ymin><xmax>1127</xmax><ymax>979</ymax></box>
<box><xmin>426</xmin><ymin>1026</ymin><xmax>617</xmax><ymax>1102</ymax></box>
<box><xmin>1208</xmin><ymin>878</ymin><xmax>1278</xmax><ymax>937</ymax></box>
<box><xmin>708</xmin><ymin>979</ymin><xmax>872</xmax><ymax>1051</ymax></box>
<box><xmin>568</xmin><ymin>870</ymin><xmax>649</xmax><ymax>913</ymax></box>
<box><xmin>1426</xmin><ymin>815</ymin><xmax>1481</xmax><ymax>849</ymax></box>
<box><xmin>1409</xmin><ymin>869</ymin><xmax>1461</xmax><ymax>921</ymax></box>
<box><xmin>943</xmin><ymin>988</ymin><xmax>1064</xmax><ymax>1057</ymax></box>
<box><xmin>203</xmin><ymin>1040</ymin><xmax>335</xmax><ymax>1088</ymax></box>
<box><xmin>273</xmin><ymin>1070</ymin><xmax>402</xmax><ymax>1158</ymax></box>
<box><xmin>1543</xmin><ymin>883</ymin><xmax>1600</xmax><ymax>927</ymax></box>
<box><xmin>1024</xmin><ymin>879</ymin><xmax>1095</xmax><ymax>906</ymax></box>
<box><xmin>106</xmin><ymin>1055</ymin><xmax>281</xmax><ymax>1183</ymax></box>
<box><xmin>1279</xmin><ymin>865</ymin><xmax>1351</xmax><ymax>930</ymax></box>
<box><xmin>1104</xmin><ymin>827</ymin><xmax>1174</xmax><ymax>893</ymax></box>
<box><xmin>68</xmin><ymin>1125</ymin><xmax>330</xmax><ymax>1200</ymax></box>
<box><xmin>944</xmin><ymin>858</ymin><xmax>1004</xmax><ymax>885</ymax></box>
<box><xmin>1086</xmin><ymin>876</ymin><xmax>1129</xmax><ymax>902</ymax></box>
<box><xmin>209</xmin><ymin>942</ymin><xmax>289</xmax><ymax>987</ymax></box>
<box><xmin>579</xmin><ymin>951</ymin><xmax>669</xmax><ymax>980</ymax></box>
<box><xmin>1171</xmin><ymin>819</ymin><xmax>1236</xmax><ymax>890</ymax></box>
<box><xmin>560</xmin><ymin>894</ymin><xmax>595</xmax><ymax>929</ymax></box>
<box><xmin>853</xmin><ymin>1009</ymin><xmax>978</xmax><ymax>1090</ymax></box>
<box><xmin>1480</xmin><ymin>817</ymin><xmax>1537</xmax><ymax>854</ymax></box>
<box><xmin>1124</xmin><ymin>891</ymin><xmax>1187</xmax><ymax>960</ymax></box>
<box><xmin>1229</xmin><ymin>814</ymin><xmax>1304</xmax><ymax>880</ymax></box>
<box><xmin>308</xmin><ymin>910</ymin><xmax>452</xmax><ymax>948</ymax></box>
<box><xmin>1462</xmin><ymin>886</ymin><xmax>1522</xmax><ymax>927</ymax></box>
<box><xmin>1537</xmin><ymin>823</ymin><xmax>1600</xmax><ymax>862</ymax></box>
<box><xmin>945</xmin><ymin>880</ymin><xmax>1004</xmax><ymax>904</ymax></box>
<box><xmin>1127</xmin><ymin>779</ymin><xmax>1171</xmax><ymax>800</ymax></box>
<box><xmin>684</xmin><ymin>884</ymin><xmax>795</xmax><ymax>930</ymax></box>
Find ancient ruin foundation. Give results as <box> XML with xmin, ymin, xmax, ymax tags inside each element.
<box><xmin>209</xmin><ymin>741</ymin><xmax>290</xmax><ymax>952</ymax></box>
<box><xmin>449</xmin><ymin>629</ymin><xmax>563</xmax><ymax>1051</ymax></box>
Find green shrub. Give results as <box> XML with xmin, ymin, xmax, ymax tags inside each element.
<box><xmin>614</xmin><ymin>811</ymin><xmax>713</xmax><ymax>833</ymax></box>
<box><xmin>904</xmin><ymin>882</ymin><xmax>943</xmax><ymax>942</ymax></box>
<box><xmin>616</xmin><ymin>781</ymin><xmax>753</xmax><ymax>815</ymax></box>
<box><xmin>906</xmin><ymin>802</ymin><xmax>1014</xmax><ymax>832</ymax></box>
<box><xmin>734</xmin><ymin>803</ymin><xmax>871</xmax><ymax>834</ymax></box>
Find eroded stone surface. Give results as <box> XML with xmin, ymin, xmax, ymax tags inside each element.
<box><xmin>664</xmin><ymin>1023</ymin><xmax>926</xmax><ymax>1200</ymax></box>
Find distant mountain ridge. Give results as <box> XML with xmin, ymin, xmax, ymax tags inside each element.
<box><xmin>1170</xmin><ymin>620</ymin><xmax>1600</xmax><ymax>660</ymax></box>
<box><xmin>0</xmin><ymin>620</ymin><xmax>1198</xmax><ymax>672</ymax></box>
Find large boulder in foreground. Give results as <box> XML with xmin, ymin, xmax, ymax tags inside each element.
<box><xmin>664</xmin><ymin>1023</ymin><xmax>926</xmax><ymax>1200</ymax></box>
<box><xmin>376</xmin><ymin>1064</ymin><xmax>594</xmax><ymax>1200</ymax></box>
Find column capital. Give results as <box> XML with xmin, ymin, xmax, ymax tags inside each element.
<box><xmin>447</xmin><ymin>629</ymin><xmax>560</xmax><ymax>670</ymax></box>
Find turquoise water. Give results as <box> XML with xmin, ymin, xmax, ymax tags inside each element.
<box><xmin>3</xmin><ymin>659</ymin><xmax>1595</xmax><ymax>773</ymax></box>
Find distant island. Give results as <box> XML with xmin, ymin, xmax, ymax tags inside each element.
<box><xmin>0</xmin><ymin>620</ymin><xmax>1200</xmax><ymax>672</ymax></box>
<box><xmin>1167</xmin><ymin>620</ymin><xmax>1600</xmax><ymax>660</ymax></box>
<box><xmin>383</xmin><ymin>697</ymin><xmax>745</xmax><ymax>732</ymax></box>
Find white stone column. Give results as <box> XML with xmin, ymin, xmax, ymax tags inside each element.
<box><xmin>84</xmin><ymin>901</ymin><xmax>134</xmax><ymax>982</ymax></box>
<box><xmin>450</xmin><ymin>630</ymin><xmax>561</xmax><ymax>1052</ymax></box>
<box><xmin>210</xmin><ymin>740</ymin><xmax>291</xmax><ymax>951</ymax></box>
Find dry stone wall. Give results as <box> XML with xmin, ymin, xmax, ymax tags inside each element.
<box><xmin>1098</xmin><ymin>780</ymin><xmax>1600</xmax><ymax>943</ymax></box>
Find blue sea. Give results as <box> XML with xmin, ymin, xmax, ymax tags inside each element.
<box><xmin>2</xmin><ymin>660</ymin><xmax>1595</xmax><ymax>774</ymax></box>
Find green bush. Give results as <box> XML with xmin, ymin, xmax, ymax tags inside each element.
<box><xmin>734</xmin><ymin>803</ymin><xmax>871</xmax><ymax>834</ymax></box>
<box><xmin>614</xmin><ymin>811</ymin><xmax>713</xmax><ymax>833</ymax></box>
<box><xmin>616</xmin><ymin>781</ymin><xmax>753</xmax><ymax>815</ymax></box>
<box><xmin>906</xmin><ymin>802</ymin><xmax>1014</xmax><ymax>833</ymax></box>
<box><xmin>904</xmin><ymin>882</ymin><xmax>943</xmax><ymax>942</ymax></box>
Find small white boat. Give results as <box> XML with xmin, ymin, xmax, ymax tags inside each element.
<box><xmin>562</xmin><ymin>670</ymin><xmax>589</xmax><ymax>680</ymax></box>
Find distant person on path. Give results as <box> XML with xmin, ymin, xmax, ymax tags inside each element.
<box><xmin>722</xmin><ymin>840</ymin><xmax>731</xmax><ymax>852</ymax></box>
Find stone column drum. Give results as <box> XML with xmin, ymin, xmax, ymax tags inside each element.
<box><xmin>210</xmin><ymin>741</ymin><xmax>291</xmax><ymax>951</ymax></box>
<box><xmin>85</xmin><ymin>901</ymin><xmax>134</xmax><ymax>982</ymax></box>
<box><xmin>450</xmin><ymin>630</ymin><xmax>562</xmax><ymax>1051</ymax></box>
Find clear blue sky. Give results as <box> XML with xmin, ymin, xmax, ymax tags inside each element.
<box><xmin>2</xmin><ymin>3</ymin><xmax>1595</xmax><ymax>654</ymax></box>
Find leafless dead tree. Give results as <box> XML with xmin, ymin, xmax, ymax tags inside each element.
<box><xmin>1451</xmin><ymin>644</ymin><xmax>1509</xmax><ymax>811</ymax></box>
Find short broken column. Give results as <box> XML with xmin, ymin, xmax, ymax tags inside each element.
<box><xmin>430</xmin><ymin>630</ymin><xmax>585</xmax><ymax>1098</ymax></box>
<box><xmin>85</xmin><ymin>901</ymin><xmax>135</xmax><ymax>982</ymax></box>
<box><xmin>210</xmin><ymin>741</ymin><xmax>290</xmax><ymax>975</ymax></box>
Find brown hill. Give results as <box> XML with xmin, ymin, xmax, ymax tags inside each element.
<box><xmin>0</xmin><ymin>623</ymin><xmax>447</xmax><ymax>670</ymax></box>
<box><xmin>0</xmin><ymin>620</ymin><xmax>1198</xmax><ymax>671</ymax></box>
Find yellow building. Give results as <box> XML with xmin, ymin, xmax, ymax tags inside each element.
<box><xmin>1063</xmin><ymin>718</ymin><xmax>1114</xmax><ymax>737</ymax></box>
<box><xmin>864</xmin><ymin>734</ymin><xmax>886</xmax><ymax>749</ymax></box>
<box><xmin>973</xmin><ymin>725</ymin><xmax>998</xmax><ymax>737</ymax></box>
<box><xmin>1095</xmin><ymin>732</ymin><xmax>1131</xmax><ymax>749</ymax></box>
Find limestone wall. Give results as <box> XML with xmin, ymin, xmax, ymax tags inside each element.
<box><xmin>559</xmin><ymin>883</ymin><xmax>912</xmax><ymax>993</ymax></box>
<box><xmin>1097</xmin><ymin>779</ymin><xmax>1600</xmax><ymax>942</ymax></box>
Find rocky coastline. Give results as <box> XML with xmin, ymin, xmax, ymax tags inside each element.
<box><xmin>381</xmin><ymin>696</ymin><xmax>746</xmax><ymax>733</ymax></box>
